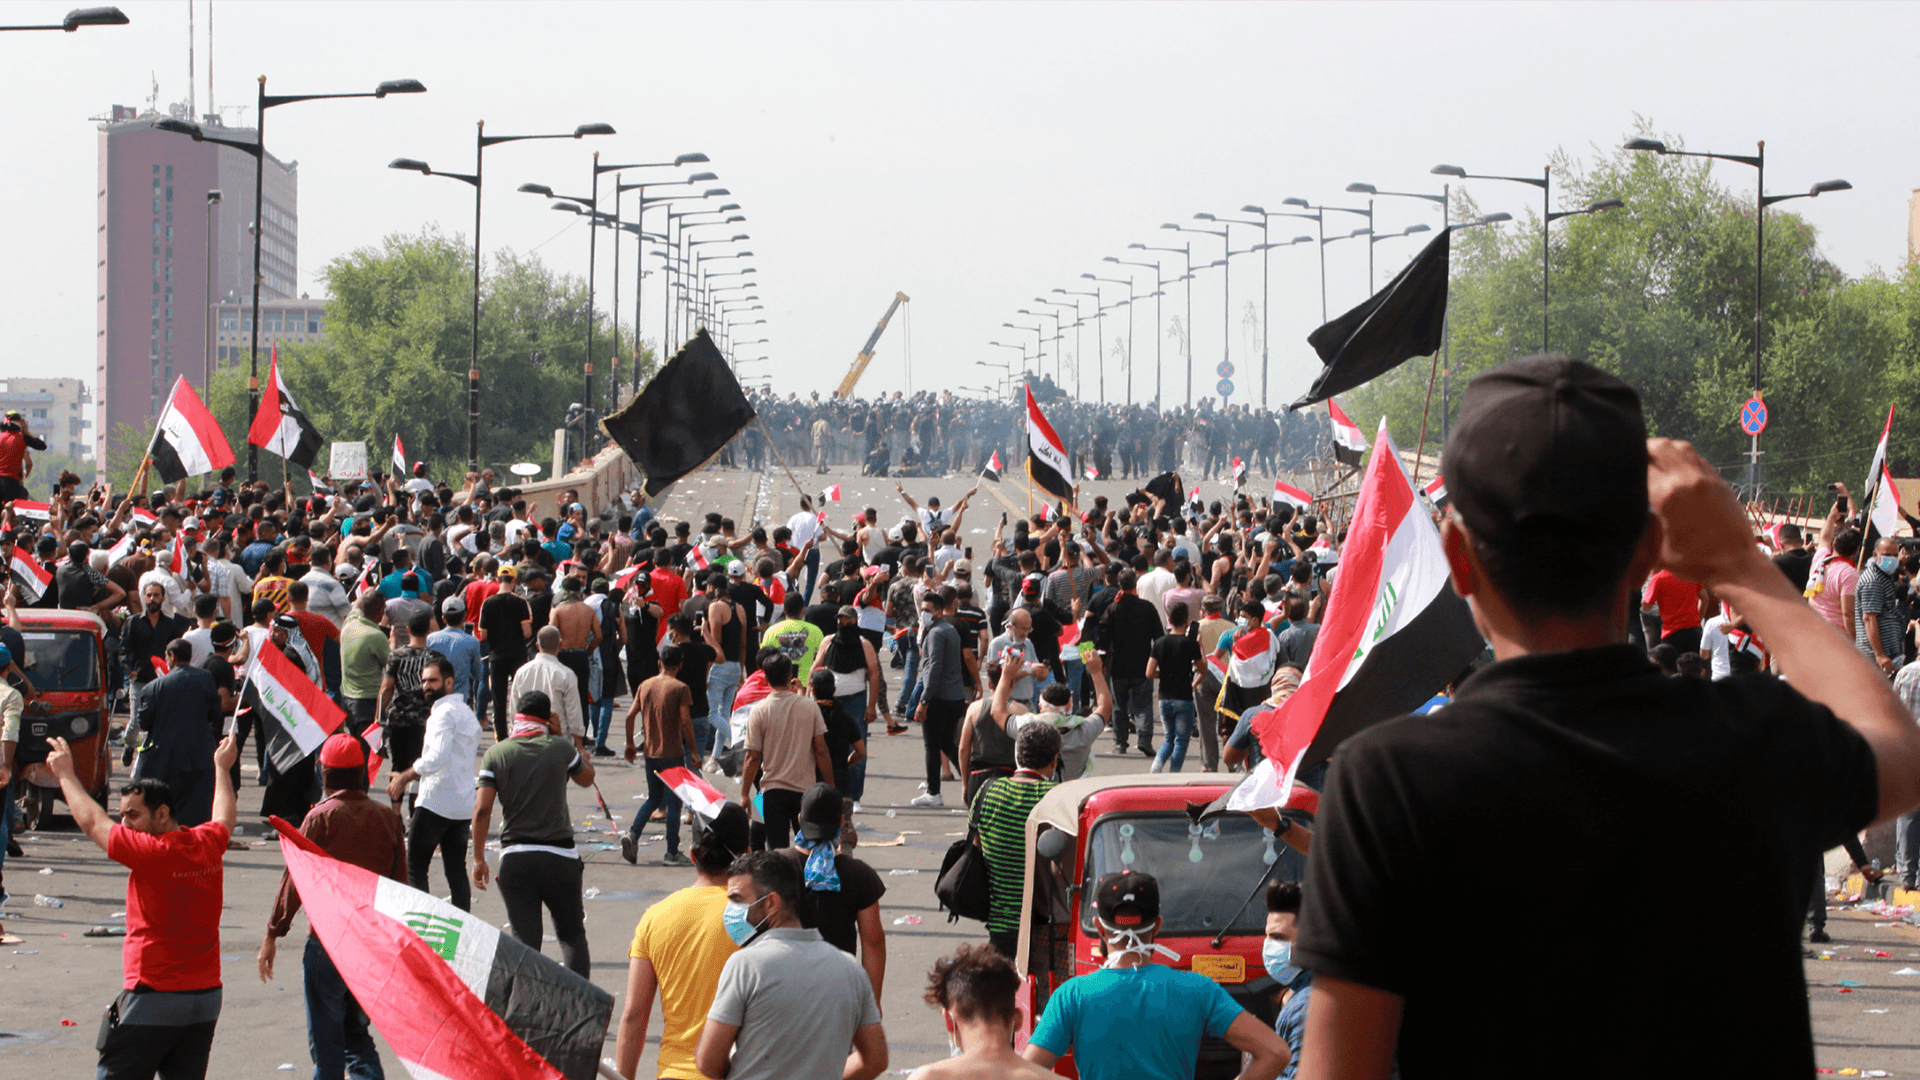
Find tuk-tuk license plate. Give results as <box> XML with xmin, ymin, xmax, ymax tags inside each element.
<box><xmin>1191</xmin><ymin>955</ymin><xmax>1245</xmax><ymax>983</ymax></box>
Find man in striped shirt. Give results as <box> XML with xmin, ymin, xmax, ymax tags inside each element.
<box><xmin>972</xmin><ymin>660</ymin><xmax>1065</xmax><ymax>960</ymax></box>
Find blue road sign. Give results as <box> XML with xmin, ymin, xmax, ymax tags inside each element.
<box><xmin>1217</xmin><ymin>361</ymin><xmax>1235</xmax><ymax>379</ymax></box>
<box><xmin>1217</xmin><ymin>378</ymin><xmax>1235</xmax><ymax>398</ymax></box>
<box><xmin>1739</xmin><ymin>397</ymin><xmax>1768</xmax><ymax>436</ymax></box>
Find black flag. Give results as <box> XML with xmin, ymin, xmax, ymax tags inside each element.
<box><xmin>1291</xmin><ymin>227</ymin><xmax>1450</xmax><ymax>411</ymax></box>
<box><xmin>601</xmin><ymin>329</ymin><xmax>756</xmax><ymax>497</ymax></box>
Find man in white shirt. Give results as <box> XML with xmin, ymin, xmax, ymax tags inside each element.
<box><xmin>787</xmin><ymin>495</ymin><xmax>824</xmax><ymax>602</ymax></box>
<box><xmin>300</xmin><ymin>543</ymin><xmax>353</xmax><ymax>628</ymax></box>
<box><xmin>139</xmin><ymin>535</ymin><xmax>204</xmax><ymax>621</ymax></box>
<box><xmin>1136</xmin><ymin>548</ymin><xmax>1179</xmax><ymax>626</ymax></box>
<box><xmin>508</xmin><ymin>625</ymin><xmax>586</xmax><ymax>748</ymax></box>
<box><xmin>385</xmin><ymin>656</ymin><xmax>481</xmax><ymax>910</ymax></box>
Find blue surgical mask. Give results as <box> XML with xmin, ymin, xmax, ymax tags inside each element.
<box><xmin>1879</xmin><ymin>555</ymin><xmax>1900</xmax><ymax>575</ymax></box>
<box><xmin>722</xmin><ymin>897</ymin><xmax>769</xmax><ymax>946</ymax></box>
<box><xmin>1264</xmin><ymin>939</ymin><xmax>1301</xmax><ymax>986</ymax></box>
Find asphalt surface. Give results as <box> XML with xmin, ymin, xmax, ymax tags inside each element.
<box><xmin>3</xmin><ymin>460</ymin><xmax>1916</xmax><ymax>1077</ymax></box>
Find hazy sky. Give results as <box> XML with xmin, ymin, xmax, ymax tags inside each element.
<box><xmin>8</xmin><ymin>0</ymin><xmax>1919</xmax><ymax>412</ymax></box>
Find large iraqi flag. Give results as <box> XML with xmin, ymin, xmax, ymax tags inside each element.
<box><xmin>1863</xmin><ymin>405</ymin><xmax>1901</xmax><ymax>543</ymax></box>
<box><xmin>1246</xmin><ymin>418</ymin><xmax>1482</xmax><ymax>801</ymax></box>
<box><xmin>148</xmin><ymin>375</ymin><xmax>235</xmax><ymax>483</ymax></box>
<box><xmin>270</xmin><ymin>816</ymin><xmax>614</xmax><ymax>1080</ymax></box>
<box><xmin>245</xmin><ymin>642</ymin><xmax>346</xmax><ymax>773</ymax></box>
<box><xmin>248</xmin><ymin>343</ymin><xmax>325</xmax><ymax>470</ymax></box>
<box><xmin>1025</xmin><ymin>386</ymin><xmax>1074</xmax><ymax>502</ymax></box>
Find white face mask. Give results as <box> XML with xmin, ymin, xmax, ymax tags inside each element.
<box><xmin>1095</xmin><ymin>917</ymin><xmax>1180</xmax><ymax>968</ymax></box>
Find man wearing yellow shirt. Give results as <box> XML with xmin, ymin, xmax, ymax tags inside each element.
<box><xmin>614</xmin><ymin>802</ymin><xmax>749</xmax><ymax>1079</ymax></box>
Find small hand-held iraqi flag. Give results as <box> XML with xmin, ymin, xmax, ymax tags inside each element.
<box><xmin>349</xmin><ymin>558</ymin><xmax>382</xmax><ymax>601</ymax></box>
<box><xmin>248</xmin><ymin>342</ymin><xmax>325</xmax><ymax>470</ymax></box>
<box><xmin>1232</xmin><ymin>456</ymin><xmax>1247</xmax><ymax>487</ymax></box>
<box><xmin>660</xmin><ymin>766</ymin><xmax>727</xmax><ymax>820</ymax></box>
<box><xmin>391</xmin><ymin>434</ymin><xmax>407</xmax><ymax>477</ymax></box>
<box><xmin>823</xmin><ymin>484</ymin><xmax>842</xmax><ymax>502</ymax></box>
<box><xmin>1273</xmin><ymin>480</ymin><xmax>1313</xmax><ymax>513</ymax></box>
<box><xmin>269</xmin><ymin>815</ymin><xmax>614</xmax><ymax>1080</ymax></box>
<box><xmin>9</xmin><ymin>500</ymin><xmax>49</xmax><ymax>521</ymax></box>
<box><xmin>9</xmin><ymin>549</ymin><xmax>51</xmax><ymax>602</ymax></box>
<box><xmin>1085</xmin><ymin>465</ymin><xmax>1101</xmax><ymax>481</ymax></box>
<box><xmin>245</xmin><ymin>643</ymin><xmax>345</xmax><ymax>773</ymax></box>
<box><xmin>1247</xmin><ymin>418</ymin><xmax>1482</xmax><ymax>804</ymax></box>
<box><xmin>1422</xmin><ymin>474</ymin><xmax>1449</xmax><ymax>508</ymax></box>
<box><xmin>1025</xmin><ymin>386</ymin><xmax>1074</xmax><ymax>502</ymax></box>
<box><xmin>148</xmin><ymin>375</ymin><xmax>236</xmax><ymax>484</ymax></box>
<box><xmin>982</xmin><ymin>450</ymin><xmax>1003</xmax><ymax>482</ymax></box>
<box><xmin>1863</xmin><ymin>405</ymin><xmax>1900</xmax><ymax>544</ymax></box>
<box><xmin>1328</xmin><ymin>399</ymin><xmax>1368</xmax><ymax>467</ymax></box>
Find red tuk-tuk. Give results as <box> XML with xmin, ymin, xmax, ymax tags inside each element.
<box><xmin>9</xmin><ymin>608</ymin><xmax>113</xmax><ymax>829</ymax></box>
<box><xmin>1012</xmin><ymin>775</ymin><xmax>1314</xmax><ymax>1079</ymax></box>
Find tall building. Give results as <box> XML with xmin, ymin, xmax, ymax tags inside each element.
<box><xmin>94</xmin><ymin>102</ymin><xmax>298</xmax><ymax>465</ymax></box>
<box><xmin>0</xmin><ymin>378</ymin><xmax>94</xmax><ymax>481</ymax></box>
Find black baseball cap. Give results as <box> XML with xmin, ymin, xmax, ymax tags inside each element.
<box><xmin>1442</xmin><ymin>354</ymin><xmax>1648</xmax><ymax>546</ymax></box>
<box><xmin>1093</xmin><ymin>870</ymin><xmax>1160</xmax><ymax>927</ymax></box>
<box><xmin>797</xmin><ymin>782</ymin><xmax>845</xmax><ymax>843</ymax></box>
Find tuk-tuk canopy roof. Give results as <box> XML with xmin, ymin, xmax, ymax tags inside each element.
<box><xmin>1030</xmin><ymin>773</ymin><xmax>1238</xmax><ymax>838</ymax></box>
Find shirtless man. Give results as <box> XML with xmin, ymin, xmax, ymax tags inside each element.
<box><xmin>549</xmin><ymin>578</ymin><xmax>601</xmax><ymax>714</ymax></box>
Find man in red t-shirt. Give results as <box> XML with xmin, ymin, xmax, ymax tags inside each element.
<box><xmin>0</xmin><ymin>411</ymin><xmax>46</xmax><ymax>504</ymax></box>
<box><xmin>1641</xmin><ymin>567</ymin><xmax>1708</xmax><ymax>654</ymax></box>
<box><xmin>47</xmin><ymin>730</ymin><xmax>239</xmax><ymax>1080</ymax></box>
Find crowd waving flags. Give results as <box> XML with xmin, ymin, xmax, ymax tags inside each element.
<box><xmin>148</xmin><ymin>375</ymin><xmax>236</xmax><ymax>484</ymax></box>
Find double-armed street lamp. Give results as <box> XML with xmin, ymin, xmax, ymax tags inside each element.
<box><xmin>158</xmin><ymin>75</ymin><xmax>427</xmax><ymax>480</ymax></box>
<box><xmin>593</xmin><ymin>154</ymin><xmax>709</xmax><ymax>386</ymax></box>
<box><xmin>1625</xmin><ymin>136</ymin><xmax>1850</xmax><ymax>497</ymax></box>
<box><xmin>1278</xmin><ymin>198</ymin><xmax>1371</xmax><ymax>322</ymax></box>
<box><xmin>1051</xmin><ymin>288</ymin><xmax>1101</xmax><ymax>399</ymax></box>
<box><xmin>1104</xmin><ymin>256</ymin><xmax>1173</xmax><ymax>407</ymax></box>
<box><xmin>1128</xmin><ymin>242</ymin><xmax>1194</xmax><ymax>406</ymax></box>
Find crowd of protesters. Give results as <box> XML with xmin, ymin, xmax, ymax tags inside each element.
<box><xmin>13</xmin><ymin>344</ymin><xmax>1920</xmax><ymax>1080</ymax></box>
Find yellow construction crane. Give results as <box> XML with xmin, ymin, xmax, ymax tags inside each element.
<box><xmin>833</xmin><ymin>292</ymin><xmax>910</xmax><ymax>398</ymax></box>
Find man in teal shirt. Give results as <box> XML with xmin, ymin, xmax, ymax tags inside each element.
<box><xmin>1023</xmin><ymin>871</ymin><xmax>1289</xmax><ymax>1080</ymax></box>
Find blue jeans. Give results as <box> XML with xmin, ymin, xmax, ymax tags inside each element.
<box><xmin>1063</xmin><ymin>654</ymin><xmax>1088</xmax><ymax>715</ymax></box>
<box><xmin>707</xmin><ymin>661</ymin><xmax>743</xmax><ymax>736</ymax></box>
<box><xmin>590</xmin><ymin>697</ymin><xmax>616</xmax><ymax>750</ymax></box>
<box><xmin>1113</xmin><ymin>676</ymin><xmax>1156</xmax><ymax>750</ymax></box>
<box><xmin>303</xmin><ymin>935</ymin><xmax>383</xmax><ymax>1080</ymax></box>
<box><xmin>1154</xmin><ymin>700</ymin><xmax>1196</xmax><ymax>772</ymax></box>
<box><xmin>896</xmin><ymin>632</ymin><xmax>925</xmax><ymax>717</ymax></box>
<box><xmin>628</xmin><ymin>756</ymin><xmax>683</xmax><ymax>854</ymax></box>
<box><xmin>836</xmin><ymin>690</ymin><xmax>868</xmax><ymax>801</ymax></box>
<box><xmin>690</xmin><ymin>713</ymin><xmax>719</xmax><ymax>760</ymax></box>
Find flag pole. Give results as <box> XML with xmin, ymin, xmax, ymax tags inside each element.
<box><xmin>1411</xmin><ymin>351</ymin><xmax>1441</xmax><ymax>488</ymax></box>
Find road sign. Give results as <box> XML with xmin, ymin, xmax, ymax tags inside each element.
<box><xmin>1217</xmin><ymin>378</ymin><xmax>1234</xmax><ymax>398</ymax></box>
<box><xmin>1739</xmin><ymin>397</ymin><xmax>1768</xmax><ymax>436</ymax></box>
<box><xmin>1217</xmin><ymin>361</ymin><xmax>1235</xmax><ymax>379</ymax></box>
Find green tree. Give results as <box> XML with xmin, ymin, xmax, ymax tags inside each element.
<box><xmin>1346</xmin><ymin>121</ymin><xmax>1897</xmax><ymax>496</ymax></box>
<box><xmin>207</xmin><ymin>228</ymin><xmax>659</xmax><ymax>484</ymax></box>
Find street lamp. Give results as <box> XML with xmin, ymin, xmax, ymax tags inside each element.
<box><xmin>1130</xmin><ymin>242</ymin><xmax>1194</xmax><ymax>406</ymax></box>
<box><xmin>1163</xmin><ymin>222</ymin><xmax>1239</xmax><ymax>404</ymax></box>
<box><xmin>987</xmin><ymin>341</ymin><xmax>1029</xmax><ymax>379</ymax></box>
<box><xmin>1052</xmin><ymin>288</ymin><xmax>1101</xmax><ymax>399</ymax></box>
<box><xmin>0</xmin><ymin>6</ymin><xmax>127</xmax><ymax>31</ymax></box>
<box><xmin>1625</xmin><ymin>136</ymin><xmax>1849</xmax><ymax>496</ymax></box>
<box><xmin>591</xmin><ymin>154</ymin><xmax>707</xmax><ymax>393</ymax></box>
<box><xmin>391</xmin><ymin>121</ymin><xmax>611</xmax><ymax>472</ymax></box>
<box><xmin>1540</xmin><ymin>198</ymin><xmax>1625</xmax><ymax>349</ymax></box>
<box><xmin>1432</xmin><ymin>162</ymin><xmax>1551</xmax><ymax>349</ymax></box>
<box><xmin>1103</xmin><ymin>258</ymin><xmax>1168</xmax><ymax>407</ymax></box>
<box><xmin>521</xmin><ymin>167</ymin><xmax>616</xmax><ymax>449</ymax></box>
<box><xmin>159</xmin><ymin>75</ymin><xmax>426</xmax><ymax>481</ymax></box>
<box><xmin>203</xmin><ymin>189</ymin><xmax>221</xmax><ymax>393</ymax></box>
<box><xmin>1278</xmin><ymin>198</ymin><xmax>1371</xmax><ymax>321</ymax></box>
<box><xmin>1017</xmin><ymin>309</ymin><xmax>1065</xmax><ymax>385</ymax></box>
<box><xmin>1032</xmin><ymin>298</ymin><xmax>1079</xmax><ymax>392</ymax></box>
<box><xmin>1003</xmin><ymin>320</ymin><xmax>1045</xmax><ymax>372</ymax></box>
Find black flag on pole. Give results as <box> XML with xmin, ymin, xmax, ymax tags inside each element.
<box><xmin>1291</xmin><ymin>227</ymin><xmax>1450</xmax><ymax>411</ymax></box>
<box><xmin>601</xmin><ymin>329</ymin><xmax>757</xmax><ymax>497</ymax></box>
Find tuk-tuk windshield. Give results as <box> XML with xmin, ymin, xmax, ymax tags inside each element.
<box><xmin>1081</xmin><ymin>813</ymin><xmax>1287</xmax><ymax>938</ymax></box>
<box><xmin>18</xmin><ymin>630</ymin><xmax>100</xmax><ymax>692</ymax></box>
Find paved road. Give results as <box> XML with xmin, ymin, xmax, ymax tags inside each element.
<box><xmin>3</xmin><ymin>461</ymin><xmax>1913</xmax><ymax>1076</ymax></box>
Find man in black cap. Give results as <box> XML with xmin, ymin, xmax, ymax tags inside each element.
<box><xmin>1295</xmin><ymin>355</ymin><xmax>1920</xmax><ymax>1080</ymax></box>
<box><xmin>1024</xmin><ymin>870</ymin><xmax>1287</xmax><ymax>1078</ymax></box>
<box><xmin>779</xmin><ymin>782</ymin><xmax>887</xmax><ymax>1002</ymax></box>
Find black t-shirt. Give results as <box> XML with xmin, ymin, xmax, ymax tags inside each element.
<box><xmin>804</xmin><ymin>602</ymin><xmax>840</xmax><ymax>639</ymax></box>
<box><xmin>1296</xmin><ymin>645</ymin><xmax>1878</xmax><ymax>1078</ymax></box>
<box><xmin>479</xmin><ymin>593</ymin><xmax>532</xmax><ymax>661</ymax></box>
<box><xmin>1149</xmin><ymin>632</ymin><xmax>1200</xmax><ymax>701</ymax></box>
<box><xmin>953</xmin><ymin>605</ymin><xmax>987</xmax><ymax>654</ymax></box>
<box><xmin>1773</xmin><ymin>548</ymin><xmax>1814</xmax><ymax>592</ymax></box>
<box><xmin>774</xmin><ymin>847</ymin><xmax>885</xmax><ymax>956</ymax></box>
<box><xmin>1100</xmin><ymin>594</ymin><xmax>1164</xmax><ymax>678</ymax></box>
<box><xmin>816</xmin><ymin>699</ymin><xmax>864</xmax><ymax>793</ymax></box>
<box><xmin>675</xmin><ymin>639</ymin><xmax>715</xmax><ymax>718</ymax></box>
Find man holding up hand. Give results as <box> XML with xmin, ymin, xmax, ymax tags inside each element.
<box><xmin>1296</xmin><ymin>356</ymin><xmax>1920</xmax><ymax>1080</ymax></box>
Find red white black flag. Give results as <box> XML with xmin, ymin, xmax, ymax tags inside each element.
<box><xmin>1025</xmin><ymin>387</ymin><xmax>1074</xmax><ymax>502</ymax></box>
<box><xmin>982</xmin><ymin>450</ymin><xmax>1003</xmax><ymax>482</ymax></box>
<box><xmin>248</xmin><ymin>343</ymin><xmax>325</xmax><ymax>470</ymax></box>
<box><xmin>269</xmin><ymin>817</ymin><xmax>613</xmax><ymax>1080</ymax></box>
<box><xmin>1328</xmin><ymin>399</ymin><xmax>1367</xmax><ymax>467</ymax></box>
<box><xmin>1248</xmin><ymin>418</ymin><xmax>1481</xmax><ymax>801</ymax></box>
<box><xmin>1273</xmin><ymin>481</ymin><xmax>1312</xmax><ymax>513</ymax></box>
<box><xmin>148</xmin><ymin>376</ymin><xmax>236</xmax><ymax>484</ymax></box>
<box><xmin>1864</xmin><ymin>405</ymin><xmax>1899</xmax><ymax>543</ymax></box>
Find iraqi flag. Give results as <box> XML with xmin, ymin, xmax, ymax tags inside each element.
<box><xmin>350</xmin><ymin>558</ymin><xmax>382</xmax><ymax>601</ymax></box>
<box><xmin>10</xmin><ymin>500</ymin><xmax>49</xmax><ymax>521</ymax></box>
<box><xmin>1328</xmin><ymin>399</ymin><xmax>1367</xmax><ymax>467</ymax></box>
<box><xmin>1248</xmin><ymin>418</ymin><xmax>1483</xmax><ymax>802</ymax></box>
<box><xmin>660</xmin><ymin>766</ymin><xmax>727</xmax><ymax>820</ymax></box>
<box><xmin>269</xmin><ymin>817</ymin><xmax>614</xmax><ymax>1080</ymax></box>
<box><xmin>1232</xmin><ymin>457</ymin><xmax>1247</xmax><ymax>487</ymax></box>
<box><xmin>1273</xmin><ymin>481</ymin><xmax>1312</xmax><ymax>513</ymax></box>
<box><xmin>1863</xmin><ymin>405</ymin><xmax>1900</xmax><ymax>543</ymax></box>
<box><xmin>309</xmin><ymin>470</ymin><xmax>332</xmax><ymax>494</ymax></box>
<box><xmin>105</xmin><ymin>532</ymin><xmax>136</xmax><ymax>568</ymax></box>
<box><xmin>1036</xmin><ymin>502</ymin><xmax>1058</xmax><ymax>524</ymax></box>
<box><xmin>1203</xmin><ymin>759</ymin><xmax>1322</xmax><ymax>822</ymax></box>
<box><xmin>1422</xmin><ymin>474</ymin><xmax>1448</xmax><ymax>508</ymax></box>
<box><xmin>982</xmin><ymin>450</ymin><xmax>1003</xmax><ymax>482</ymax></box>
<box><xmin>148</xmin><ymin>376</ymin><xmax>236</xmax><ymax>484</ymax></box>
<box><xmin>246</xmin><ymin>642</ymin><xmax>346</xmax><ymax>774</ymax></box>
<box><xmin>1025</xmin><ymin>387</ymin><xmax>1074</xmax><ymax>502</ymax></box>
<box><xmin>391</xmin><ymin>434</ymin><xmax>408</xmax><ymax>478</ymax></box>
<box><xmin>1085</xmin><ymin>465</ymin><xmax>1101</xmax><ymax>481</ymax></box>
<box><xmin>726</xmin><ymin>670</ymin><xmax>775</xmax><ymax>752</ymax></box>
<box><xmin>248</xmin><ymin>343</ymin><xmax>325</xmax><ymax>470</ymax></box>
<box><xmin>823</xmin><ymin>484</ymin><xmax>842</xmax><ymax>502</ymax></box>
<box><xmin>165</xmin><ymin>533</ymin><xmax>188</xmax><ymax>576</ymax></box>
<box><xmin>9</xmin><ymin>550</ymin><xmax>50</xmax><ymax>602</ymax></box>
